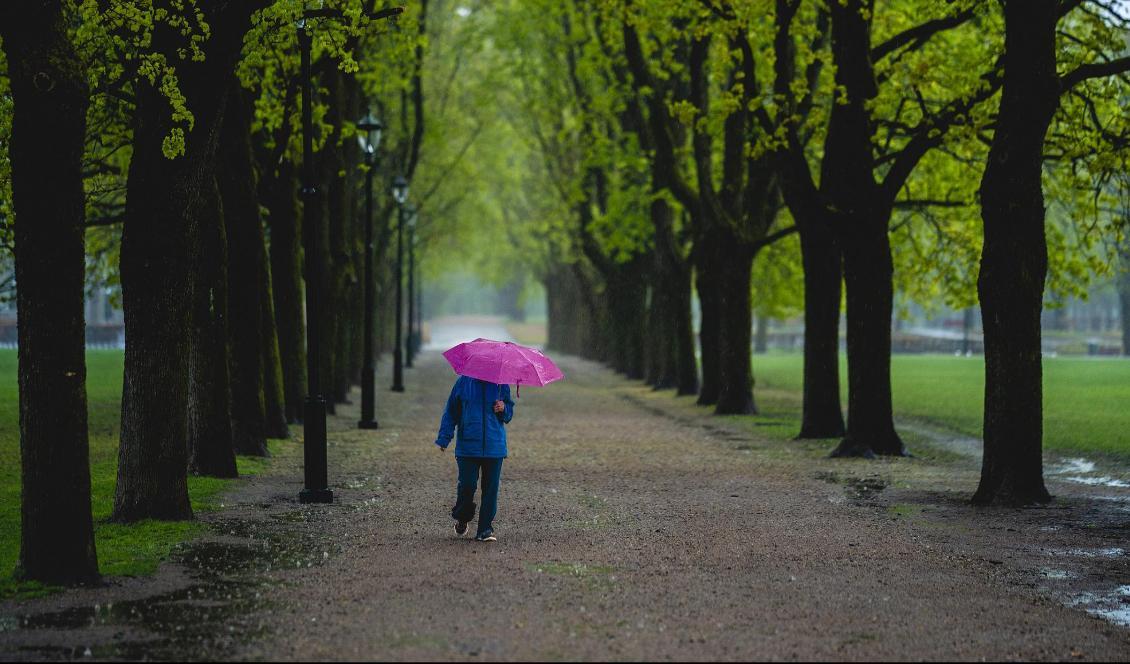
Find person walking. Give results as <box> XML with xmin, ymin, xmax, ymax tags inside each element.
<box><xmin>435</xmin><ymin>375</ymin><xmax>514</xmax><ymax>542</ymax></box>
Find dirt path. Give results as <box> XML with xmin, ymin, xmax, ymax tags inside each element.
<box><xmin>3</xmin><ymin>321</ymin><xmax>1130</xmax><ymax>660</ymax></box>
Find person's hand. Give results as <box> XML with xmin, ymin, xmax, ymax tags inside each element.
<box><xmin>437</xmin><ymin>444</ymin><xmax>446</xmax><ymax>453</ymax></box>
<box><xmin>493</xmin><ymin>400</ymin><xmax>505</xmax><ymax>414</ymax></box>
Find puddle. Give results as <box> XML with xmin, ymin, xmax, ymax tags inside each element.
<box><xmin>3</xmin><ymin>561</ymin><xmax>269</xmax><ymax>658</ymax></box>
<box><xmin>896</xmin><ymin>422</ymin><xmax>981</xmax><ymax>460</ymax></box>
<box><xmin>1047</xmin><ymin>457</ymin><xmax>1130</xmax><ymax>488</ymax></box>
<box><xmin>814</xmin><ymin>471</ymin><xmax>840</xmax><ymax>485</ymax></box>
<box><xmin>1054</xmin><ymin>458</ymin><xmax>1097</xmax><ymax>474</ymax></box>
<box><xmin>1062</xmin><ymin>476</ymin><xmax>1130</xmax><ymax>488</ymax></box>
<box><xmin>1088</xmin><ymin>495</ymin><xmax>1130</xmax><ymax>512</ymax></box>
<box><xmin>1</xmin><ymin>516</ymin><xmax>334</xmax><ymax>659</ymax></box>
<box><xmin>1070</xmin><ymin>586</ymin><xmax>1130</xmax><ymax>627</ymax></box>
<box><xmin>845</xmin><ymin>476</ymin><xmax>889</xmax><ymax>501</ymax></box>
<box><xmin>1056</xmin><ymin>547</ymin><xmax>1125</xmax><ymax>559</ymax></box>
<box><xmin>700</xmin><ymin>425</ymin><xmax>755</xmax><ymax>442</ymax></box>
<box><xmin>813</xmin><ymin>471</ymin><xmax>888</xmax><ymax>503</ymax></box>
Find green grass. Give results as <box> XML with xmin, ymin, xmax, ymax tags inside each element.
<box><xmin>0</xmin><ymin>349</ymin><xmax>281</xmax><ymax>598</ymax></box>
<box><xmin>752</xmin><ymin>352</ymin><xmax>1130</xmax><ymax>460</ymax></box>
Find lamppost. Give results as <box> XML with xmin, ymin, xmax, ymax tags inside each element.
<box><xmin>296</xmin><ymin>4</ymin><xmax>402</xmax><ymax>505</ymax></box>
<box><xmin>296</xmin><ymin>17</ymin><xmax>332</xmax><ymax>504</ymax></box>
<box><xmin>409</xmin><ymin>204</ymin><xmax>422</xmax><ymax>370</ymax></box>
<box><xmin>391</xmin><ymin>176</ymin><xmax>409</xmax><ymax>392</ymax></box>
<box><xmin>356</xmin><ymin>111</ymin><xmax>383</xmax><ymax>430</ymax></box>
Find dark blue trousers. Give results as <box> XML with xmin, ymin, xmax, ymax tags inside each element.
<box><xmin>452</xmin><ymin>457</ymin><xmax>504</xmax><ymax>537</ymax></box>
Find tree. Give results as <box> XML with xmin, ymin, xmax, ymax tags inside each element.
<box><xmin>220</xmin><ymin>79</ymin><xmax>274</xmax><ymax>457</ymax></box>
<box><xmin>220</xmin><ymin>77</ymin><xmax>273</xmax><ymax>453</ymax></box>
<box><xmin>973</xmin><ymin>0</ymin><xmax>1130</xmax><ymax>505</ymax></box>
<box><xmin>187</xmin><ymin>172</ymin><xmax>238</xmax><ymax>477</ymax></box>
<box><xmin>1</xmin><ymin>0</ymin><xmax>99</xmax><ymax>584</ymax></box>
<box><xmin>114</xmin><ymin>1</ymin><xmax>264</xmax><ymax>521</ymax></box>
<box><xmin>763</xmin><ymin>0</ymin><xmax>1000</xmax><ymax>453</ymax></box>
<box><xmin>622</xmin><ymin>3</ymin><xmax>793</xmax><ymax>415</ymax></box>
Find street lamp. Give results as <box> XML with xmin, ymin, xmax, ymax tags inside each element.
<box><xmin>357</xmin><ymin>111</ymin><xmax>383</xmax><ymax>430</ymax></box>
<box><xmin>297</xmin><ymin>18</ymin><xmax>331</xmax><ymax>504</ymax></box>
<box><xmin>294</xmin><ymin>4</ymin><xmax>403</xmax><ymax>506</ymax></box>
<box><xmin>391</xmin><ymin>176</ymin><xmax>409</xmax><ymax>392</ymax></box>
<box><xmin>409</xmin><ymin>206</ymin><xmax>422</xmax><ymax>368</ymax></box>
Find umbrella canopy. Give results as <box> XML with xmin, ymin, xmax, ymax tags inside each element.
<box><xmin>442</xmin><ymin>338</ymin><xmax>564</xmax><ymax>396</ymax></box>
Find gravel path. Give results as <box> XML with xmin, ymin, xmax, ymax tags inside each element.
<box><xmin>3</xmin><ymin>320</ymin><xmax>1130</xmax><ymax>661</ymax></box>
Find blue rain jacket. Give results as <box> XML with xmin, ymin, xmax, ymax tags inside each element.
<box><xmin>435</xmin><ymin>376</ymin><xmax>515</xmax><ymax>458</ymax></box>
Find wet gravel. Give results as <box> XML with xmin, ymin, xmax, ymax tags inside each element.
<box><xmin>3</xmin><ymin>334</ymin><xmax>1130</xmax><ymax>660</ymax></box>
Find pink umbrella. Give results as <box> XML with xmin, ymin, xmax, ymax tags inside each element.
<box><xmin>442</xmin><ymin>338</ymin><xmax>564</xmax><ymax>397</ymax></box>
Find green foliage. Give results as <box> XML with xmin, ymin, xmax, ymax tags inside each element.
<box><xmin>2</xmin><ymin>0</ymin><xmax>1129</xmax><ymax>311</ymax></box>
<box><xmin>752</xmin><ymin>228</ymin><xmax>804</xmax><ymax>318</ymax></box>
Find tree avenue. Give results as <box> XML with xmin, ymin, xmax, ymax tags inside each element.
<box><xmin>1</xmin><ymin>0</ymin><xmax>1128</xmax><ymax>584</ymax></box>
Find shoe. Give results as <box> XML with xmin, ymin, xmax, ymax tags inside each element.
<box><xmin>474</xmin><ymin>530</ymin><xmax>497</xmax><ymax>542</ymax></box>
<box><xmin>454</xmin><ymin>521</ymin><xmax>468</xmax><ymax>537</ymax></box>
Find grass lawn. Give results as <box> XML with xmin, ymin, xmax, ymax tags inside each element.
<box><xmin>752</xmin><ymin>352</ymin><xmax>1130</xmax><ymax>460</ymax></box>
<box><xmin>0</xmin><ymin>349</ymin><xmax>281</xmax><ymax>598</ymax></box>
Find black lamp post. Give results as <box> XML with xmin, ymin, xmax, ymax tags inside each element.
<box><xmin>297</xmin><ymin>17</ymin><xmax>331</xmax><ymax>504</ymax></box>
<box><xmin>357</xmin><ymin>111</ymin><xmax>383</xmax><ymax>430</ymax></box>
<box><xmin>406</xmin><ymin>206</ymin><xmax>417</xmax><ymax>368</ymax></box>
<box><xmin>391</xmin><ymin>176</ymin><xmax>409</xmax><ymax>392</ymax></box>
<box><xmin>410</xmin><ymin>228</ymin><xmax>422</xmax><ymax>360</ymax></box>
<box><xmin>294</xmin><ymin>3</ymin><xmax>403</xmax><ymax>506</ymax></box>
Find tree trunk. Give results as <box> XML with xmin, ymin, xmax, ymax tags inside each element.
<box><xmin>645</xmin><ymin>199</ymin><xmax>698</xmax><ymax>395</ymax></box>
<box><xmin>570</xmin><ymin>262</ymin><xmax>606</xmax><ymax>361</ymax></box>
<box><xmin>374</xmin><ymin>206</ymin><xmax>397</xmax><ymax>357</ymax></box>
<box><xmin>796</xmin><ymin>226</ymin><xmax>846</xmax><ymax>438</ymax></box>
<box><xmin>714</xmin><ymin>232</ymin><xmax>757</xmax><ymax>415</ymax></box>
<box><xmin>323</xmin><ymin>65</ymin><xmax>355</xmax><ymax>406</ymax></box>
<box><xmin>824</xmin><ymin>0</ymin><xmax>903</xmax><ymax>457</ymax></box>
<box><xmin>114</xmin><ymin>3</ymin><xmax>257</xmax><ymax>521</ymax></box>
<box><xmin>264</xmin><ymin>160</ymin><xmax>306</xmax><ymax>423</ymax></box>
<box><xmin>497</xmin><ymin>276</ymin><xmax>526</xmax><ymax>321</ymax></box>
<box><xmin>605</xmin><ymin>255</ymin><xmax>648</xmax><ymax>379</ymax></box>
<box><xmin>545</xmin><ymin>274</ymin><xmax>562</xmax><ymax>352</ymax></box>
<box><xmin>551</xmin><ymin>264</ymin><xmax>594</xmax><ymax>357</ymax></box>
<box><xmin>972</xmin><ymin>0</ymin><xmax>1057</xmax><ymax>505</ymax></box>
<box><xmin>754</xmin><ymin>314</ymin><xmax>768</xmax><ymax>354</ymax></box>
<box><xmin>2</xmin><ymin>0</ymin><xmax>99</xmax><ymax>584</ymax></box>
<box><xmin>187</xmin><ymin>176</ymin><xmax>238</xmax><ymax>478</ymax></box>
<box><xmin>116</xmin><ymin>72</ymin><xmax>202</xmax><ymax>520</ymax></box>
<box><xmin>670</xmin><ymin>256</ymin><xmax>699</xmax><ymax>397</ymax></box>
<box><xmin>1118</xmin><ymin>243</ymin><xmax>1130</xmax><ymax>356</ymax></box>
<box><xmin>833</xmin><ymin>220</ymin><xmax>904</xmax><ymax>456</ymax></box>
<box><xmin>261</xmin><ymin>240</ymin><xmax>291</xmax><ymax>439</ymax></box>
<box><xmin>695</xmin><ymin>229</ymin><xmax>722</xmax><ymax>406</ymax></box>
<box><xmin>644</xmin><ymin>282</ymin><xmax>665</xmax><ymax>385</ymax></box>
<box><xmin>218</xmin><ymin>80</ymin><xmax>269</xmax><ymax>457</ymax></box>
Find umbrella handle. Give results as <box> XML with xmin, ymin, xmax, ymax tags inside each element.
<box><xmin>516</xmin><ymin>380</ymin><xmax>520</xmax><ymax>399</ymax></box>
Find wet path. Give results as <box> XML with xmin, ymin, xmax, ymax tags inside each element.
<box><xmin>2</xmin><ymin>318</ymin><xmax>1130</xmax><ymax>660</ymax></box>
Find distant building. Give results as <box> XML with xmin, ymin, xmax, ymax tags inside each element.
<box><xmin>0</xmin><ymin>282</ymin><xmax>124</xmax><ymax>348</ymax></box>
